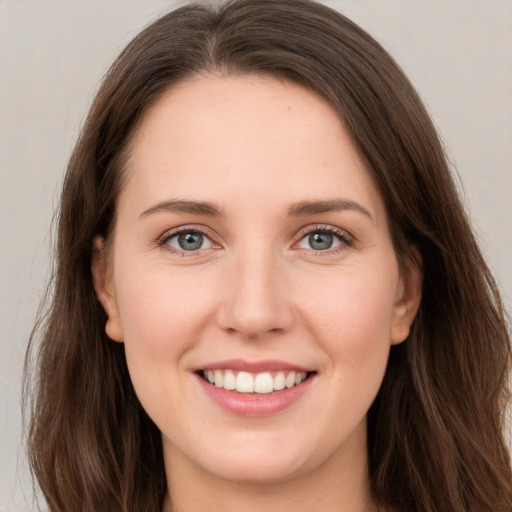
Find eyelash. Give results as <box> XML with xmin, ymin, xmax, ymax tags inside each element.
<box><xmin>295</xmin><ymin>224</ymin><xmax>354</xmax><ymax>255</ymax></box>
<box><xmin>157</xmin><ymin>224</ymin><xmax>354</xmax><ymax>256</ymax></box>
<box><xmin>157</xmin><ymin>225</ymin><xmax>219</xmax><ymax>257</ymax></box>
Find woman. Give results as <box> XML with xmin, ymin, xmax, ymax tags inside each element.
<box><xmin>24</xmin><ymin>0</ymin><xmax>512</xmax><ymax>511</ymax></box>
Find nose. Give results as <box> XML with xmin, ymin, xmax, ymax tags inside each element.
<box><xmin>217</xmin><ymin>249</ymin><xmax>295</xmax><ymax>340</ymax></box>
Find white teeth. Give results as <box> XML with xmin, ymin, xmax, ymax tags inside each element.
<box><xmin>236</xmin><ymin>371</ymin><xmax>254</xmax><ymax>392</ymax></box>
<box><xmin>295</xmin><ymin>372</ymin><xmax>307</xmax><ymax>385</ymax></box>
<box><xmin>203</xmin><ymin>369</ymin><xmax>310</xmax><ymax>393</ymax></box>
<box><xmin>214</xmin><ymin>370</ymin><xmax>223</xmax><ymax>387</ymax></box>
<box><xmin>273</xmin><ymin>371</ymin><xmax>285</xmax><ymax>391</ymax></box>
<box><xmin>223</xmin><ymin>370</ymin><xmax>236</xmax><ymax>390</ymax></box>
<box><xmin>254</xmin><ymin>372</ymin><xmax>274</xmax><ymax>394</ymax></box>
<box><xmin>285</xmin><ymin>371</ymin><xmax>296</xmax><ymax>388</ymax></box>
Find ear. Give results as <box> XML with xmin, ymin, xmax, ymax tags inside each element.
<box><xmin>91</xmin><ymin>236</ymin><xmax>124</xmax><ymax>342</ymax></box>
<box><xmin>390</xmin><ymin>247</ymin><xmax>422</xmax><ymax>345</ymax></box>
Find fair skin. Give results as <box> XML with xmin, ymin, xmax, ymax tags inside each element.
<box><xmin>93</xmin><ymin>75</ymin><xmax>421</xmax><ymax>512</ymax></box>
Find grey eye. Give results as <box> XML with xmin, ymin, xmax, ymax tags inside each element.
<box><xmin>297</xmin><ymin>230</ymin><xmax>344</xmax><ymax>251</ymax></box>
<box><xmin>308</xmin><ymin>232</ymin><xmax>334</xmax><ymax>250</ymax></box>
<box><xmin>178</xmin><ymin>232</ymin><xmax>203</xmax><ymax>250</ymax></box>
<box><xmin>167</xmin><ymin>231</ymin><xmax>213</xmax><ymax>251</ymax></box>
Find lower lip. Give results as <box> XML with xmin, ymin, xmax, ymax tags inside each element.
<box><xmin>196</xmin><ymin>374</ymin><xmax>315</xmax><ymax>417</ymax></box>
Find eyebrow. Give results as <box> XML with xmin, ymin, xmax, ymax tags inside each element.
<box><xmin>139</xmin><ymin>199</ymin><xmax>224</xmax><ymax>218</ymax></box>
<box><xmin>287</xmin><ymin>199</ymin><xmax>373</xmax><ymax>221</ymax></box>
<box><xmin>139</xmin><ymin>198</ymin><xmax>373</xmax><ymax>222</ymax></box>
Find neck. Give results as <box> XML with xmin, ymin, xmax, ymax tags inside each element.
<box><xmin>161</xmin><ymin>425</ymin><xmax>378</xmax><ymax>512</ymax></box>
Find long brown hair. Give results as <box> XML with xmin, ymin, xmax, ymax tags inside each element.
<box><xmin>24</xmin><ymin>1</ymin><xmax>512</xmax><ymax>511</ymax></box>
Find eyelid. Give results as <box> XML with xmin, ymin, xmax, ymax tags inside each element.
<box><xmin>293</xmin><ymin>224</ymin><xmax>354</xmax><ymax>253</ymax></box>
<box><xmin>157</xmin><ymin>224</ymin><xmax>221</xmax><ymax>254</ymax></box>
<box><xmin>155</xmin><ymin>223</ymin><xmax>353</xmax><ymax>256</ymax></box>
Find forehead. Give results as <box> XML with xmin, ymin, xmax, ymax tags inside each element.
<box><xmin>122</xmin><ymin>74</ymin><xmax>385</xmax><ymax>222</ymax></box>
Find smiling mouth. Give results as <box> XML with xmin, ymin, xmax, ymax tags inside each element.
<box><xmin>198</xmin><ymin>369</ymin><xmax>314</xmax><ymax>394</ymax></box>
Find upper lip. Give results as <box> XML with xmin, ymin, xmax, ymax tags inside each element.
<box><xmin>197</xmin><ymin>359</ymin><xmax>313</xmax><ymax>373</ymax></box>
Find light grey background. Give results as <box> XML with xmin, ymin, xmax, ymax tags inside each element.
<box><xmin>1</xmin><ymin>1</ymin><xmax>511</xmax><ymax>510</ymax></box>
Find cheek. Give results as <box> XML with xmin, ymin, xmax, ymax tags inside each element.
<box><xmin>115</xmin><ymin>260</ymin><xmax>214</xmax><ymax>338</ymax></box>
<box><xmin>112</xmin><ymin>261</ymin><xmax>219</xmax><ymax>394</ymax></box>
<box><xmin>300</xmin><ymin>261</ymin><xmax>398</xmax><ymax>341</ymax></box>
<box><xmin>297</xmin><ymin>259</ymin><xmax>399</xmax><ymax>390</ymax></box>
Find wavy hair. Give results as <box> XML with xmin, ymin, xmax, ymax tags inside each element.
<box><xmin>24</xmin><ymin>1</ymin><xmax>512</xmax><ymax>511</ymax></box>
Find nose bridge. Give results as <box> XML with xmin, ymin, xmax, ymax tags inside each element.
<box><xmin>218</xmin><ymin>242</ymin><xmax>293</xmax><ymax>338</ymax></box>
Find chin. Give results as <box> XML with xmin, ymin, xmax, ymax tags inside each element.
<box><xmin>203</xmin><ymin>454</ymin><xmax>309</xmax><ymax>486</ymax></box>
<box><xmin>186</xmin><ymin>430</ymin><xmax>330</xmax><ymax>486</ymax></box>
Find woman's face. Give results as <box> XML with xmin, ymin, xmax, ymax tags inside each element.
<box><xmin>94</xmin><ymin>75</ymin><xmax>420</xmax><ymax>486</ymax></box>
